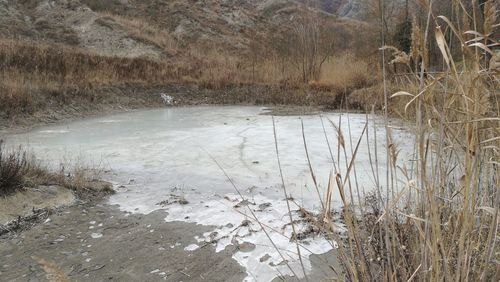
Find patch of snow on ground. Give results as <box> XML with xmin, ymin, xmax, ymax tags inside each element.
<box><xmin>164</xmin><ymin>193</ymin><xmax>342</xmax><ymax>282</ymax></box>
<box><xmin>90</xmin><ymin>233</ymin><xmax>103</xmax><ymax>239</ymax></box>
<box><xmin>184</xmin><ymin>244</ymin><xmax>200</xmax><ymax>251</ymax></box>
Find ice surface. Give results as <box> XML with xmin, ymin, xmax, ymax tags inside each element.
<box><xmin>6</xmin><ymin>106</ymin><xmax>414</xmax><ymax>281</ymax></box>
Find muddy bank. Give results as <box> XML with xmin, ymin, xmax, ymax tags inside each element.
<box><xmin>0</xmin><ymin>169</ymin><xmax>115</xmax><ymax>235</ymax></box>
<box><xmin>0</xmin><ymin>201</ymin><xmax>340</xmax><ymax>281</ymax></box>
<box><xmin>0</xmin><ymin>203</ymin><xmax>247</xmax><ymax>281</ymax></box>
<box><xmin>0</xmin><ymin>83</ymin><xmax>349</xmax><ymax>134</ymax></box>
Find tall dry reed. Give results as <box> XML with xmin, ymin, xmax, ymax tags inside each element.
<box><xmin>320</xmin><ymin>0</ymin><xmax>499</xmax><ymax>281</ymax></box>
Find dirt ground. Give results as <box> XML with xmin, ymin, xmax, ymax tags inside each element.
<box><xmin>0</xmin><ymin>201</ymin><xmax>341</xmax><ymax>281</ymax></box>
<box><xmin>0</xmin><ymin>186</ymin><xmax>75</xmax><ymax>226</ymax></box>
<box><xmin>0</xmin><ymin>203</ymin><xmax>246</xmax><ymax>282</ymax></box>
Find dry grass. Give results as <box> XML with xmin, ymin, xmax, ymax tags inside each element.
<box><xmin>0</xmin><ymin>140</ymin><xmax>57</xmax><ymax>196</ymax></box>
<box><xmin>318</xmin><ymin>53</ymin><xmax>377</xmax><ymax>90</ymax></box>
<box><xmin>0</xmin><ymin>39</ymin><xmax>191</xmax><ymax>117</ymax></box>
<box><xmin>247</xmin><ymin>52</ymin><xmax>377</xmax><ymax>92</ymax></box>
<box><xmin>318</xmin><ymin>1</ymin><xmax>500</xmax><ymax>281</ymax></box>
<box><xmin>32</xmin><ymin>256</ymin><xmax>70</xmax><ymax>282</ymax></box>
<box><xmin>0</xmin><ymin>28</ymin><xmax>401</xmax><ymax>124</ymax></box>
<box><xmin>0</xmin><ymin>140</ymin><xmax>31</xmax><ymax>195</ymax></box>
<box><xmin>0</xmin><ymin>29</ymin><xmax>381</xmax><ymax>119</ymax></box>
<box><xmin>0</xmin><ymin>39</ymin><xmax>182</xmax><ymax>84</ymax></box>
<box><xmin>348</xmin><ymin>81</ymin><xmax>420</xmax><ymax>116</ymax></box>
<box><xmin>97</xmin><ymin>12</ymin><xmax>179</xmax><ymax>55</ymax></box>
<box><xmin>0</xmin><ymin>138</ymin><xmax>111</xmax><ymax>198</ymax></box>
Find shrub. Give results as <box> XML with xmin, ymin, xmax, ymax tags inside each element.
<box><xmin>0</xmin><ymin>140</ymin><xmax>29</xmax><ymax>195</ymax></box>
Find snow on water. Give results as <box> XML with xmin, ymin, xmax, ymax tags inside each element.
<box><xmin>5</xmin><ymin>106</ymin><xmax>414</xmax><ymax>281</ymax></box>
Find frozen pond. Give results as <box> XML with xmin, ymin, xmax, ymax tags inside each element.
<box><xmin>5</xmin><ymin>106</ymin><xmax>414</xmax><ymax>281</ymax></box>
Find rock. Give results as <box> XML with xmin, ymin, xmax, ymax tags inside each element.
<box><xmin>156</xmin><ymin>195</ymin><xmax>188</xmax><ymax>206</ymax></box>
<box><xmin>258</xmin><ymin>202</ymin><xmax>271</xmax><ymax>210</ymax></box>
<box><xmin>234</xmin><ymin>200</ymin><xmax>252</xmax><ymax>208</ymax></box>
<box><xmin>237</xmin><ymin>242</ymin><xmax>255</xmax><ymax>252</ymax></box>
<box><xmin>240</xmin><ymin>219</ymin><xmax>251</xmax><ymax>227</ymax></box>
<box><xmin>177</xmin><ymin>197</ymin><xmax>189</xmax><ymax>205</ymax></box>
<box><xmin>208</xmin><ymin>231</ymin><xmax>218</xmax><ymax>241</ymax></box>
<box><xmin>259</xmin><ymin>254</ymin><xmax>271</xmax><ymax>262</ymax></box>
<box><xmin>269</xmin><ymin>260</ymin><xmax>288</xmax><ymax>266</ymax></box>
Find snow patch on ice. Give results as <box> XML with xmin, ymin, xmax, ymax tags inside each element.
<box><xmin>164</xmin><ymin>193</ymin><xmax>343</xmax><ymax>282</ymax></box>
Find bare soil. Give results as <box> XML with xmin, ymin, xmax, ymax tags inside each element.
<box><xmin>0</xmin><ymin>203</ymin><xmax>246</xmax><ymax>281</ymax></box>
<box><xmin>0</xmin><ymin>185</ymin><xmax>75</xmax><ymax>226</ymax></box>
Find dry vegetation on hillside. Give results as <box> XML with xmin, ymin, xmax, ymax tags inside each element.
<box><xmin>0</xmin><ymin>39</ymin><xmax>189</xmax><ymax>117</ymax></box>
<box><xmin>1</xmin><ymin>0</ymin><xmax>496</xmax><ymax>137</ymax></box>
<box><xmin>0</xmin><ymin>38</ymin><xmax>378</xmax><ymax>119</ymax></box>
<box><xmin>0</xmin><ymin>0</ymin><xmax>383</xmax><ymax>121</ymax></box>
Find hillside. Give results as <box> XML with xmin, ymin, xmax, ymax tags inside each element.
<box><xmin>0</xmin><ymin>0</ymin><xmax>371</xmax><ymax>58</ymax></box>
<box><xmin>297</xmin><ymin>0</ymin><xmax>362</xmax><ymax>16</ymax></box>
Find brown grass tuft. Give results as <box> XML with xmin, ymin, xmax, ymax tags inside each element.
<box><xmin>329</xmin><ymin>1</ymin><xmax>500</xmax><ymax>281</ymax></box>
<box><xmin>32</xmin><ymin>256</ymin><xmax>70</xmax><ymax>282</ymax></box>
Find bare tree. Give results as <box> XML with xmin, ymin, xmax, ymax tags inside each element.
<box><xmin>270</xmin><ymin>10</ymin><xmax>335</xmax><ymax>82</ymax></box>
